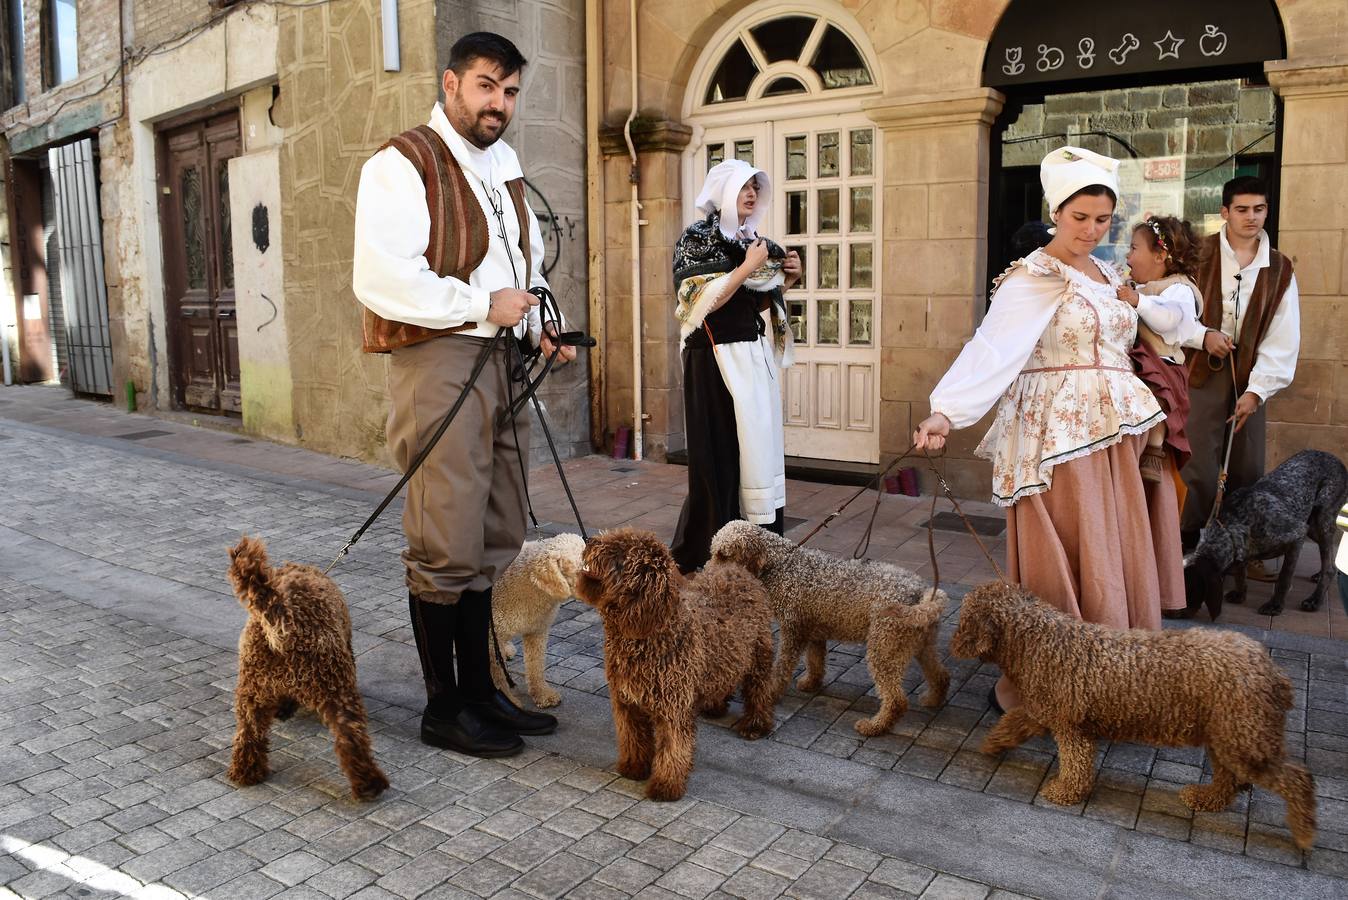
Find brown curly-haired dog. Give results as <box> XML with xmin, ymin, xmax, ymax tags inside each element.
<box><xmin>952</xmin><ymin>581</ymin><xmax>1315</xmax><ymax>849</ymax></box>
<box><xmin>226</xmin><ymin>536</ymin><xmax>389</xmax><ymax>801</ymax></box>
<box><xmin>576</xmin><ymin>528</ymin><xmax>776</xmax><ymax>801</ymax></box>
<box><xmin>710</xmin><ymin>520</ymin><xmax>949</xmax><ymax>736</ymax></box>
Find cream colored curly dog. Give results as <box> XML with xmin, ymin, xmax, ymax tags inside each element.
<box><xmin>710</xmin><ymin>520</ymin><xmax>949</xmax><ymax>737</ymax></box>
<box><xmin>489</xmin><ymin>533</ymin><xmax>585</xmax><ymax>708</ymax></box>
<box><xmin>952</xmin><ymin>581</ymin><xmax>1316</xmax><ymax>850</ymax></box>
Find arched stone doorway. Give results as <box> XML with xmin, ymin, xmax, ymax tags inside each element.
<box><xmin>683</xmin><ymin>4</ymin><xmax>885</xmax><ymax>464</ymax></box>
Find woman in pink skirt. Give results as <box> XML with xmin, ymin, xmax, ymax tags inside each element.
<box><xmin>913</xmin><ymin>146</ymin><xmax>1185</xmax><ymax>712</ymax></box>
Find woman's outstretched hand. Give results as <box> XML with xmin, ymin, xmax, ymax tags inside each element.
<box><xmin>913</xmin><ymin>412</ymin><xmax>952</xmax><ymax>451</ymax></box>
<box><xmin>783</xmin><ymin>250</ymin><xmax>802</xmax><ymax>289</ymax></box>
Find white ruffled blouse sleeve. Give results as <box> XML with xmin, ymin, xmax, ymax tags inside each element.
<box><xmin>929</xmin><ymin>265</ymin><xmax>1065</xmax><ymax>429</ymax></box>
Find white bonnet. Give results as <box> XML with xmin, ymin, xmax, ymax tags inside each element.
<box><xmin>696</xmin><ymin>159</ymin><xmax>772</xmax><ymax>240</ymax></box>
<box><xmin>1040</xmin><ymin>146</ymin><xmax>1120</xmax><ymax>215</ymax></box>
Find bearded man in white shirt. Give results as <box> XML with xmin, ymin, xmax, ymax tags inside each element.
<box><xmin>1180</xmin><ymin>177</ymin><xmax>1300</xmax><ymax>561</ymax></box>
<box><xmin>352</xmin><ymin>32</ymin><xmax>575</xmax><ymax>758</ymax></box>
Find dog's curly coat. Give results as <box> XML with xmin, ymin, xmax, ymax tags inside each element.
<box><xmin>710</xmin><ymin>520</ymin><xmax>949</xmax><ymax>736</ymax></box>
<box><xmin>226</xmin><ymin>536</ymin><xmax>389</xmax><ymax>801</ymax></box>
<box><xmin>576</xmin><ymin>528</ymin><xmax>776</xmax><ymax>801</ymax></box>
<box><xmin>490</xmin><ymin>533</ymin><xmax>585</xmax><ymax>708</ymax></box>
<box><xmin>952</xmin><ymin>581</ymin><xmax>1315</xmax><ymax>849</ymax></box>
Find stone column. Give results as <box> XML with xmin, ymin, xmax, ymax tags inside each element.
<box><xmin>865</xmin><ymin>88</ymin><xmax>1005</xmax><ymax>497</ymax></box>
<box><xmin>597</xmin><ymin>118</ymin><xmax>691</xmax><ymax>461</ymax></box>
<box><xmin>1265</xmin><ymin>61</ymin><xmax>1348</xmax><ymax>462</ymax></box>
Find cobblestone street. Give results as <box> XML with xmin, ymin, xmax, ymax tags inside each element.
<box><xmin>1</xmin><ymin>386</ymin><xmax>1346</xmax><ymax>899</ymax></box>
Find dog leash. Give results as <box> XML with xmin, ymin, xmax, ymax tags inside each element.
<box><xmin>325</xmin><ymin>287</ymin><xmax>596</xmax><ymax>575</ymax></box>
<box><xmin>796</xmin><ymin>442</ymin><xmax>1007</xmax><ymax>596</ymax></box>
<box><xmin>1205</xmin><ymin>345</ymin><xmax>1242</xmax><ymax>527</ymax></box>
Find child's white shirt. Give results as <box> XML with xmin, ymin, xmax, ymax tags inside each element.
<box><xmin>1136</xmin><ymin>281</ymin><xmax>1204</xmax><ymax>363</ymax></box>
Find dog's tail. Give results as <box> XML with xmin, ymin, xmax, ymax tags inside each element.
<box><xmin>883</xmin><ymin>587</ymin><xmax>948</xmax><ymax>631</ymax></box>
<box><xmin>228</xmin><ymin>536</ymin><xmax>296</xmax><ymax>654</ymax></box>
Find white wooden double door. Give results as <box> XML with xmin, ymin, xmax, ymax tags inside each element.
<box><xmin>694</xmin><ymin>115</ymin><xmax>880</xmax><ymax>464</ymax></box>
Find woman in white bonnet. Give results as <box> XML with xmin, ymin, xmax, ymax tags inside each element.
<box><xmin>914</xmin><ymin>147</ymin><xmax>1185</xmax><ymax>712</ymax></box>
<box><xmin>669</xmin><ymin>159</ymin><xmax>802</xmax><ymax>573</ymax></box>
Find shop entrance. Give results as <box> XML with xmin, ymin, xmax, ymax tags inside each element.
<box><xmin>983</xmin><ymin>0</ymin><xmax>1287</xmax><ymax>289</ymax></box>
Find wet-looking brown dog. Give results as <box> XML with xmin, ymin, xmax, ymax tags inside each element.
<box><xmin>226</xmin><ymin>536</ymin><xmax>389</xmax><ymax>801</ymax></box>
<box><xmin>576</xmin><ymin>528</ymin><xmax>776</xmax><ymax>801</ymax></box>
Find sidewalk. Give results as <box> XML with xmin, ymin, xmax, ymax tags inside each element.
<box><xmin>1</xmin><ymin>384</ymin><xmax>1345</xmax><ymax>899</ymax></box>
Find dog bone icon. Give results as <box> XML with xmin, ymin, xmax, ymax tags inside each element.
<box><xmin>1077</xmin><ymin>38</ymin><xmax>1096</xmax><ymax>69</ymax></box>
<box><xmin>1037</xmin><ymin>44</ymin><xmax>1065</xmax><ymax>72</ymax></box>
<box><xmin>1109</xmin><ymin>33</ymin><xmax>1140</xmax><ymax>66</ymax></box>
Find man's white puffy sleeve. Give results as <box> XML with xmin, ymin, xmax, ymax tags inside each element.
<box><xmin>352</xmin><ymin>147</ymin><xmax>492</xmax><ymax>329</ymax></box>
<box><xmin>1247</xmin><ymin>274</ymin><xmax>1300</xmax><ymax>402</ymax></box>
<box><xmin>928</xmin><ymin>271</ymin><xmax>1063</xmax><ymax>429</ymax></box>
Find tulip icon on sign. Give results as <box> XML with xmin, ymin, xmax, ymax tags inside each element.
<box><xmin>1003</xmin><ymin>47</ymin><xmax>1025</xmax><ymax>76</ymax></box>
<box><xmin>1200</xmin><ymin>25</ymin><xmax>1228</xmax><ymax>58</ymax></box>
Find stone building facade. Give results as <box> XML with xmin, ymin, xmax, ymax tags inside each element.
<box><xmin>2</xmin><ymin>0</ymin><xmax>591</xmax><ymax>469</ymax></box>
<box><xmin>593</xmin><ymin>0</ymin><xmax>1348</xmax><ymax>497</ymax></box>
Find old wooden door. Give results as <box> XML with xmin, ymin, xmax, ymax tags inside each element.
<box><xmin>159</xmin><ymin>112</ymin><xmax>240</xmax><ymax>414</ymax></box>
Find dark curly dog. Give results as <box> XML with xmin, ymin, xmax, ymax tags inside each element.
<box><xmin>952</xmin><ymin>582</ymin><xmax>1315</xmax><ymax>850</ymax></box>
<box><xmin>710</xmin><ymin>520</ymin><xmax>948</xmax><ymax>736</ymax></box>
<box><xmin>576</xmin><ymin>528</ymin><xmax>776</xmax><ymax>801</ymax></box>
<box><xmin>226</xmin><ymin>536</ymin><xmax>389</xmax><ymax>801</ymax></box>
<box><xmin>1185</xmin><ymin>449</ymin><xmax>1348</xmax><ymax>618</ymax></box>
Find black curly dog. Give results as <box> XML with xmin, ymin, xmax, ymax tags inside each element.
<box><xmin>1184</xmin><ymin>450</ymin><xmax>1348</xmax><ymax>618</ymax></box>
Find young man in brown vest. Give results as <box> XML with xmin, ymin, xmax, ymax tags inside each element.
<box><xmin>1180</xmin><ymin>177</ymin><xmax>1300</xmax><ymax>561</ymax></box>
<box><xmin>352</xmin><ymin>33</ymin><xmax>575</xmax><ymax>758</ymax></box>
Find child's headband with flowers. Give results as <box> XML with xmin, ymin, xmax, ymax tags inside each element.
<box><xmin>1145</xmin><ymin>217</ymin><xmax>1170</xmax><ymax>256</ymax></box>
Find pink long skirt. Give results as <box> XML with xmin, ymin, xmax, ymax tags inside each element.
<box><xmin>1006</xmin><ymin>433</ymin><xmax>1186</xmax><ymax>631</ymax></box>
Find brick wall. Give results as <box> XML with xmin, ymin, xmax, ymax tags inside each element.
<box><xmin>132</xmin><ymin>0</ymin><xmax>214</xmax><ymax>53</ymax></box>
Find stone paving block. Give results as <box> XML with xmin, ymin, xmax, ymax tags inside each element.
<box><xmin>196</xmin><ymin>816</ymin><xmax>264</xmax><ymax>850</ymax></box>
<box><xmin>654</xmin><ymin>860</ymin><xmax>726</xmax><ymax>899</ymax></box>
<box><xmin>870</xmin><ymin>859</ymin><xmax>936</xmax><ymax>894</ymax></box>
<box><xmin>780</xmin><ymin>858</ymin><xmax>865</xmax><ymax>900</ymax></box>
<box><xmin>510</xmin><ymin>851</ymin><xmax>600</xmax><ymax>900</ymax></box>
<box><xmin>119</xmin><ymin>835</ymin><xmax>214</xmax><ymax>882</ymax></box>
<box><xmin>511</xmin><ymin>782</ymin><xmax>587</xmax><ymax>822</ymax></box>
<box><xmin>768</xmin><ymin>831</ymin><xmax>830</xmax><ymax>862</ymax></box>
<box><xmin>630</xmin><ymin>836</ymin><xmax>695</xmax><ymax>870</ymax></box>
<box><xmin>569</xmin><ymin>830</ymin><xmax>636</xmax><ymax>865</ymax></box>
<box><xmin>377</xmin><ymin>850</ymin><xmax>467</xmax><ymax>898</ymax></box>
<box><xmin>442</xmin><ymin>829</ymin><xmax>507</xmax><ymax>864</ymax></box>
<box><xmin>478</xmin><ymin>809</ymin><xmax>543</xmax><ymax>841</ymax></box>
<box><xmin>491</xmin><ymin>825</ymin><xmax>573</xmax><ymax>872</ymax></box>
<box><xmin>162</xmin><ymin>848</ymin><xmax>257</xmax><ymax>894</ymax></box>
<box><xmin>851</xmin><ymin>883</ymin><xmax>919</xmax><ymax>900</ymax></box>
<box><xmin>710</xmin><ymin>819</ymin><xmax>786</xmax><ymax>858</ymax></box>
<box><xmin>604</xmin><ymin>816</ymin><xmax>660</xmax><ymax>845</ymax></box>
<box><xmin>264</xmin><ymin>850</ymin><xmax>333</xmax><ymax>887</ymax></box>
<box><xmin>305</xmin><ymin>860</ymin><xmax>380</xmax><ymax>899</ymax></box>
<box><xmin>424</xmin><ymin>805</ymin><xmax>487</xmax><ymax>837</ymax></box>
<box><xmin>565</xmin><ymin>882</ymin><xmax>631</xmax><ymax>900</ymax></box>
<box><xmin>313</xmin><ymin>819</ymin><xmax>396</xmax><ymax>864</ymax></box>
<box><xmin>594</xmin><ymin>856</ymin><xmax>663</xmax><ymax>893</ymax></box>
<box><xmin>543</xmin><ymin>808</ymin><xmax>605</xmax><ymax>839</ymax></box>
<box><xmin>351</xmin><ymin>845</ymin><xmax>416</xmax><ymax>877</ymax></box>
<box><xmin>385</xmin><ymin>822</ymin><xmax>451</xmax><ymax>858</ymax></box>
<box><xmin>720</xmin><ymin>864</ymin><xmax>789</xmax><ymax>900</ymax></box>
<box><xmin>915</xmin><ymin>874</ymin><xmax>989</xmax><ymax>900</ymax></box>
<box><xmin>749</xmin><ymin>849</ymin><xmax>810</xmax><ymax>880</ymax></box>
<box><xmin>578</xmin><ymin>789</ymin><xmax>639</xmax><ymax>820</ymax></box>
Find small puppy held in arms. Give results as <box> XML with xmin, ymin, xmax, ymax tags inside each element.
<box><xmin>1186</xmin><ymin>449</ymin><xmax>1348</xmax><ymax>618</ymax></box>
<box><xmin>489</xmin><ymin>533</ymin><xmax>585</xmax><ymax>708</ymax></box>
<box><xmin>710</xmin><ymin>520</ymin><xmax>949</xmax><ymax>736</ymax></box>
<box><xmin>226</xmin><ymin>536</ymin><xmax>389</xmax><ymax>801</ymax></box>
<box><xmin>576</xmin><ymin>528</ymin><xmax>776</xmax><ymax>802</ymax></box>
<box><xmin>952</xmin><ymin>582</ymin><xmax>1315</xmax><ymax>850</ymax></box>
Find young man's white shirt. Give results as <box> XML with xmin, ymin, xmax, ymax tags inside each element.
<box><xmin>1180</xmin><ymin>226</ymin><xmax>1300</xmax><ymax>402</ymax></box>
<box><xmin>352</xmin><ymin>103</ymin><xmax>553</xmax><ymax>342</ymax></box>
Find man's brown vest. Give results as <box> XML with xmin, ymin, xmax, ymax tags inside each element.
<box><xmin>1186</xmin><ymin>232</ymin><xmax>1294</xmax><ymax>392</ymax></box>
<box><xmin>361</xmin><ymin>124</ymin><xmax>533</xmax><ymax>353</ymax></box>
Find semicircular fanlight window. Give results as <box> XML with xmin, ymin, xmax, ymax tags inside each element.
<box><xmin>705</xmin><ymin>38</ymin><xmax>759</xmax><ymax>104</ymax></box>
<box><xmin>811</xmin><ymin>25</ymin><xmax>873</xmax><ymax>90</ymax></box>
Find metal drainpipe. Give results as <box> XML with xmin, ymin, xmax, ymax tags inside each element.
<box><xmin>584</xmin><ymin>0</ymin><xmax>606</xmax><ymax>452</ymax></box>
<box><xmin>623</xmin><ymin>0</ymin><xmax>644</xmax><ymax>460</ymax></box>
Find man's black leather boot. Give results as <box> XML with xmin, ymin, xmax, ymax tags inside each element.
<box><xmin>457</xmin><ymin>588</ymin><xmax>558</xmax><ymax>735</ymax></box>
<box><xmin>409</xmin><ymin>592</ymin><xmax>522</xmax><ymax>757</ymax></box>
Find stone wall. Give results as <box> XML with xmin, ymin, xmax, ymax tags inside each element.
<box><xmin>433</xmin><ymin>0</ymin><xmax>591</xmax><ymax>461</ymax></box>
<box><xmin>273</xmin><ymin>0</ymin><xmax>439</xmax><ymax>458</ymax></box>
